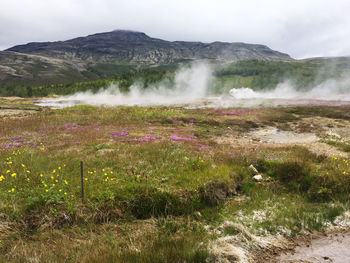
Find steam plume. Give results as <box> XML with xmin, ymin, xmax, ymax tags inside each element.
<box><xmin>229</xmin><ymin>77</ymin><xmax>350</xmax><ymax>101</ymax></box>
<box><xmin>38</xmin><ymin>63</ymin><xmax>350</xmax><ymax>108</ymax></box>
<box><xmin>39</xmin><ymin>62</ymin><xmax>212</xmax><ymax>108</ymax></box>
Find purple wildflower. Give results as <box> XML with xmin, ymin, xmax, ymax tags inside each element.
<box><xmin>64</xmin><ymin>123</ymin><xmax>79</xmax><ymax>131</ymax></box>
<box><xmin>173</xmin><ymin>120</ymin><xmax>184</xmax><ymax>124</ymax></box>
<box><xmin>135</xmin><ymin>136</ymin><xmax>156</xmax><ymax>142</ymax></box>
<box><xmin>26</xmin><ymin>142</ymin><xmax>39</xmax><ymax>147</ymax></box>
<box><xmin>169</xmin><ymin>135</ymin><xmax>197</xmax><ymax>142</ymax></box>
<box><xmin>2</xmin><ymin>142</ymin><xmax>22</xmax><ymax>149</ymax></box>
<box><xmin>111</xmin><ymin>131</ymin><xmax>129</xmax><ymax>140</ymax></box>
<box><xmin>111</xmin><ymin>131</ymin><xmax>129</xmax><ymax>136</ymax></box>
<box><xmin>8</xmin><ymin>134</ymin><xmax>29</xmax><ymax>143</ymax></box>
<box><xmin>221</xmin><ymin>110</ymin><xmax>252</xmax><ymax>116</ymax></box>
<box><xmin>198</xmin><ymin>144</ymin><xmax>210</xmax><ymax>149</ymax></box>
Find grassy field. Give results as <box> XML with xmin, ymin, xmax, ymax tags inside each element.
<box><xmin>0</xmin><ymin>100</ymin><xmax>350</xmax><ymax>262</ymax></box>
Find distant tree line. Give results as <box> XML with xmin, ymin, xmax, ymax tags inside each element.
<box><xmin>0</xmin><ymin>65</ymin><xmax>177</xmax><ymax>97</ymax></box>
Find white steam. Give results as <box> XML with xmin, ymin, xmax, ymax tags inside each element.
<box><xmin>229</xmin><ymin>77</ymin><xmax>350</xmax><ymax>101</ymax></box>
<box><xmin>37</xmin><ymin>63</ymin><xmax>350</xmax><ymax>109</ymax></box>
<box><xmin>39</xmin><ymin>62</ymin><xmax>213</xmax><ymax>108</ymax></box>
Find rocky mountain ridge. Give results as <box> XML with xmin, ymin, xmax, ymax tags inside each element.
<box><xmin>1</xmin><ymin>30</ymin><xmax>293</xmax><ymax>85</ymax></box>
<box><xmin>6</xmin><ymin>30</ymin><xmax>292</xmax><ymax>65</ymax></box>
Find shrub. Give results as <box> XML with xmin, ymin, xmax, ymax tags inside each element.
<box><xmin>198</xmin><ymin>181</ymin><xmax>239</xmax><ymax>206</ymax></box>
<box><xmin>130</xmin><ymin>187</ymin><xmax>199</xmax><ymax>219</ymax></box>
<box><xmin>257</xmin><ymin>159</ymin><xmax>315</xmax><ymax>192</ymax></box>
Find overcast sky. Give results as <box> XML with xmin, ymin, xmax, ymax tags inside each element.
<box><xmin>1</xmin><ymin>0</ymin><xmax>350</xmax><ymax>59</ymax></box>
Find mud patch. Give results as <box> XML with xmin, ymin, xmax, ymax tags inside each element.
<box><xmin>210</xmin><ymin>212</ymin><xmax>350</xmax><ymax>263</ymax></box>
<box><xmin>0</xmin><ymin>109</ymin><xmax>38</xmax><ymax>118</ymax></box>
<box><xmin>247</xmin><ymin>127</ymin><xmax>318</xmax><ymax>144</ymax></box>
<box><xmin>278</xmin><ymin>232</ymin><xmax>350</xmax><ymax>263</ymax></box>
<box><xmin>0</xmin><ymin>97</ymin><xmax>41</xmax><ymax>118</ymax></box>
<box><xmin>216</xmin><ymin>126</ymin><xmax>348</xmax><ymax>158</ymax></box>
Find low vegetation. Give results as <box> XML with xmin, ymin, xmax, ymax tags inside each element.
<box><xmin>0</xmin><ymin>102</ymin><xmax>349</xmax><ymax>262</ymax></box>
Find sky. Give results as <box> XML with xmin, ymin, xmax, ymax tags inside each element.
<box><xmin>1</xmin><ymin>0</ymin><xmax>350</xmax><ymax>59</ymax></box>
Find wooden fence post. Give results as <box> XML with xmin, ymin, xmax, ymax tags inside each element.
<box><xmin>80</xmin><ymin>161</ymin><xmax>84</xmax><ymax>202</ymax></box>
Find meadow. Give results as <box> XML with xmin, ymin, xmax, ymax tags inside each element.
<box><xmin>0</xmin><ymin>99</ymin><xmax>350</xmax><ymax>262</ymax></box>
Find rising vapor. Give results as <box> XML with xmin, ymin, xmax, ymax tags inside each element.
<box><xmin>38</xmin><ymin>63</ymin><xmax>350</xmax><ymax>108</ymax></box>
<box><xmin>38</xmin><ymin>62</ymin><xmax>213</xmax><ymax>108</ymax></box>
<box><xmin>229</xmin><ymin>77</ymin><xmax>350</xmax><ymax>101</ymax></box>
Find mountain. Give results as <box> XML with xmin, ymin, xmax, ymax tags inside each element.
<box><xmin>1</xmin><ymin>30</ymin><xmax>292</xmax><ymax>85</ymax></box>
<box><xmin>7</xmin><ymin>30</ymin><xmax>292</xmax><ymax>64</ymax></box>
<box><xmin>0</xmin><ymin>51</ymin><xmax>94</xmax><ymax>85</ymax></box>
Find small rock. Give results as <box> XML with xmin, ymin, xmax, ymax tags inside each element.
<box><xmin>249</xmin><ymin>164</ymin><xmax>259</xmax><ymax>175</ymax></box>
<box><xmin>194</xmin><ymin>211</ymin><xmax>202</xmax><ymax>218</ymax></box>
<box><xmin>253</xmin><ymin>174</ymin><xmax>263</xmax><ymax>182</ymax></box>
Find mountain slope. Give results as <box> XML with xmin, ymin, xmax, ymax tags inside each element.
<box><xmin>6</xmin><ymin>30</ymin><xmax>292</xmax><ymax>65</ymax></box>
<box><xmin>1</xmin><ymin>30</ymin><xmax>293</xmax><ymax>87</ymax></box>
<box><xmin>0</xmin><ymin>51</ymin><xmax>94</xmax><ymax>86</ymax></box>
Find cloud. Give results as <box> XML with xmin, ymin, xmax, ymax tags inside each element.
<box><xmin>1</xmin><ymin>0</ymin><xmax>350</xmax><ymax>58</ymax></box>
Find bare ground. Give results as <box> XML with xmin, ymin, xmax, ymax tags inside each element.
<box><xmin>0</xmin><ymin>97</ymin><xmax>41</xmax><ymax>118</ymax></box>
<box><xmin>209</xmin><ymin>213</ymin><xmax>350</xmax><ymax>263</ymax></box>
<box><xmin>212</xmin><ymin>116</ymin><xmax>350</xmax><ymax>262</ymax></box>
<box><xmin>215</xmin><ymin>115</ymin><xmax>350</xmax><ymax>158</ymax></box>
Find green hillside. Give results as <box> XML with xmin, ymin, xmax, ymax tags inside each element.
<box><xmin>1</xmin><ymin>57</ymin><xmax>349</xmax><ymax>97</ymax></box>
